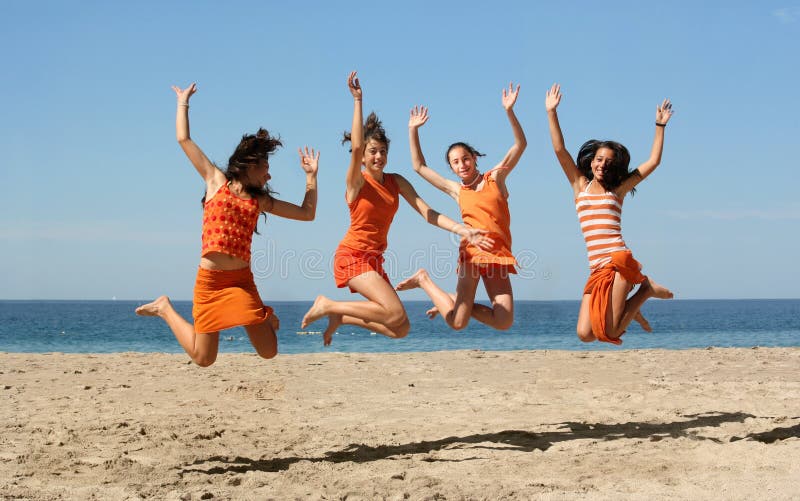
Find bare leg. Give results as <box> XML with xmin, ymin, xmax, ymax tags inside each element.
<box><xmin>575</xmin><ymin>293</ymin><xmax>596</xmax><ymax>342</ymax></box>
<box><xmin>474</xmin><ymin>272</ymin><xmax>514</xmax><ymax>330</ymax></box>
<box><xmin>608</xmin><ymin>276</ymin><xmax>674</xmax><ymax>339</ymax></box>
<box><xmin>135</xmin><ymin>296</ymin><xmax>219</xmax><ymax>367</ymax></box>
<box><xmin>397</xmin><ymin>268</ymin><xmax>480</xmax><ymax>331</ymax></box>
<box><xmin>244</xmin><ymin>313</ymin><xmax>279</xmax><ymax>359</ymax></box>
<box><xmin>301</xmin><ymin>272</ymin><xmax>410</xmax><ymax>345</ymax></box>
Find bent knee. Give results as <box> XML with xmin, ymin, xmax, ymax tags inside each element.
<box><xmin>193</xmin><ymin>354</ymin><xmax>218</xmax><ymax>367</ymax></box>
<box><xmin>257</xmin><ymin>345</ymin><xmax>278</xmax><ymax>360</ymax></box>
<box><xmin>391</xmin><ymin>317</ymin><xmax>410</xmax><ymax>339</ymax></box>
<box><xmin>576</xmin><ymin>327</ymin><xmax>595</xmax><ymax>343</ymax></box>
<box><xmin>385</xmin><ymin>308</ymin><xmax>408</xmax><ymax>329</ymax></box>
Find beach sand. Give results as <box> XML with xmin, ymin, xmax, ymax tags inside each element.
<box><xmin>1</xmin><ymin>348</ymin><xmax>798</xmax><ymax>500</ymax></box>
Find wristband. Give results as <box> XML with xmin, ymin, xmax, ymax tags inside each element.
<box><xmin>655</xmin><ymin>122</ymin><xmax>666</xmax><ymax>127</ymax></box>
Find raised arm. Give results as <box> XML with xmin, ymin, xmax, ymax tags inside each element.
<box><xmin>545</xmin><ymin>83</ymin><xmax>583</xmax><ymax>192</ymax></box>
<box><xmin>171</xmin><ymin>83</ymin><xmax>223</xmax><ymax>185</ymax></box>
<box><xmin>618</xmin><ymin>99</ymin><xmax>674</xmax><ymax>196</ymax></box>
<box><xmin>408</xmin><ymin>106</ymin><xmax>460</xmax><ymax>200</ymax></box>
<box><xmin>395</xmin><ymin>175</ymin><xmax>494</xmax><ymax>250</ymax></box>
<box><xmin>494</xmin><ymin>83</ymin><xmax>527</xmax><ymax>183</ymax></box>
<box><xmin>265</xmin><ymin>147</ymin><xmax>319</xmax><ymax>221</ymax></box>
<box><xmin>345</xmin><ymin>71</ymin><xmax>365</xmax><ymax>203</ymax></box>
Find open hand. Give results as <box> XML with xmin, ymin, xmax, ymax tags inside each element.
<box><xmin>298</xmin><ymin>146</ymin><xmax>320</xmax><ymax>176</ymax></box>
<box><xmin>409</xmin><ymin>105</ymin><xmax>429</xmax><ymax>129</ymax></box>
<box><xmin>464</xmin><ymin>227</ymin><xmax>495</xmax><ymax>251</ymax></box>
<box><xmin>545</xmin><ymin>83</ymin><xmax>562</xmax><ymax>112</ymax></box>
<box><xmin>171</xmin><ymin>83</ymin><xmax>197</xmax><ymax>103</ymax></box>
<box><xmin>347</xmin><ymin>71</ymin><xmax>362</xmax><ymax>100</ymax></box>
<box><xmin>502</xmin><ymin>82</ymin><xmax>521</xmax><ymax>111</ymax></box>
<box><xmin>656</xmin><ymin>98</ymin><xmax>673</xmax><ymax>125</ymax></box>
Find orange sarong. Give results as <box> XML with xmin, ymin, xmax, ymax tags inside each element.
<box><xmin>582</xmin><ymin>250</ymin><xmax>645</xmax><ymax>345</ymax></box>
<box><xmin>192</xmin><ymin>266</ymin><xmax>274</xmax><ymax>334</ymax></box>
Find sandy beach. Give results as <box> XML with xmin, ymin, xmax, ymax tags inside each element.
<box><xmin>1</xmin><ymin>348</ymin><xmax>798</xmax><ymax>500</ymax></box>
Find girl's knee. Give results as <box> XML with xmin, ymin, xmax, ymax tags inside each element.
<box><xmin>385</xmin><ymin>307</ymin><xmax>408</xmax><ymax>329</ymax></box>
<box><xmin>391</xmin><ymin>317</ymin><xmax>410</xmax><ymax>339</ymax></box>
<box><xmin>193</xmin><ymin>353</ymin><xmax>218</xmax><ymax>367</ymax></box>
<box><xmin>256</xmin><ymin>345</ymin><xmax>278</xmax><ymax>360</ymax></box>
<box><xmin>495</xmin><ymin>317</ymin><xmax>514</xmax><ymax>331</ymax></box>
<box><xmin>576</xmin><ymin>327</ymin><xmax>595</xmax><ymax>343</ymax></box>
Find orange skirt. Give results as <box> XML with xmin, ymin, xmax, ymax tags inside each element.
<box><xmin>458</xmin><ymin>246</ymin><xmax>517</xmax><ymax>277</ymax></box>
<box><xmin>582</xmin><ymin>250</ymin><xmax>645</xmax><ymax>345</ymax></box>
<box><xmin>333</xmin><ymin>245</ymin><xmax>391</xmax><ymax>292</ymax></box>
<box><xmin>192</xmin><ymin>267</ymin><xmax>274</xmax><ymax>334</ymax></box>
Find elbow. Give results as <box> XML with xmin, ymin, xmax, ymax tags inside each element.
<box><xmin>177</xmin><ymin>136</ymin><xmax>191</xmax><ymax>145</ymax></box>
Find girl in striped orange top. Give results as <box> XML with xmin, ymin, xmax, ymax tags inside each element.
<box><xmin>545</xmin><ymin>83</ymin><xmax>673</xmax><ymax>344</ymax></box>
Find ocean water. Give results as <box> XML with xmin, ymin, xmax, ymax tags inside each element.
<box><xmin>0</xmin><ymin>300</ymin><xmax>798</xmax><ymax>354</ymax></box>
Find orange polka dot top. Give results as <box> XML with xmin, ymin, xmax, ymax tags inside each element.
<box><xmin>201</xmin><ymin>183</ymin><xmax>261</xmax><ymax>262</ymax></box>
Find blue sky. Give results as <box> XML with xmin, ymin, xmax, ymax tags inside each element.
<box><xmin>1</xmin><ymin>1</ymin><xmax>798</xmax><ymax>300</ymax></box>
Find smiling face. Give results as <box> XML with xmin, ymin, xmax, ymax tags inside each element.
<box><xmin>362</xmin><ymin>139</ymin><xmax>388</xmax><ymax>172</ymax></box>
<box><xmin>447</xmin><ymin>145</ymin><xmax>478</xmax><ymax>181</ymax></box>
<box><xmin>591</xmin><ymin>147</ymin><xmax>615</xmax><ymax>183</ymax></box>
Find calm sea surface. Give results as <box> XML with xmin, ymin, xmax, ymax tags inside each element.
<box><xmin>1</xmin><ymin>300</ymin><xmax>798</xmax><ymax>354</ymax></box>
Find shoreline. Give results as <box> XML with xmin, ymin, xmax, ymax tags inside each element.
<box><xmin>3</xmin><ymin>348</ymin><xmax>799</xmax><ymax>499</ymax></box>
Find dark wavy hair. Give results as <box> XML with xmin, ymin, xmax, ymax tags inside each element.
<box><xmin>342</xmin><ymin>112</ymin><xmax>390</xmax><ymax>151</ymax></box>
<box><xmin>226</xmin><ymin>128</ymin><xmax>282</xmax><ymax>199</ymax></box>
<box><xmin>201</xmin><ymin>128</ymin><xmax>282</xmax><ymax>232</ymax></box>
<box><xmin>445</xmin><ymin>142</ymin><xmax>485</xmax><ymax>167</ymax></box>
<box><xmin>576</xmin><ymin>140</ymin><xmax>637</xmax><ymax>194</ymax></box>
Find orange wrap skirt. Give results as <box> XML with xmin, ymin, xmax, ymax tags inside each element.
<box><xmin>582</xmin><ymin>250</ymin><xmax>645</xmax><ymax>345</ymax></box>
<box><xmin>333</xmin><ymin>245</ymin><xmax>391</xmax><ymax>292</ymax></box>
<box><xmin>192</xmin><ymin>267</ymin><xmax>274</xmax><ymax>334</ymax></box>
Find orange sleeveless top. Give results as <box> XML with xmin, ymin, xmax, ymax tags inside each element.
<box><xmin>338</xmin><ymin>171</ymin><xmax>399</xmax><ymax>253</ymax></box>
<box><xmin>458</xmin><ymin>170</ymin><xmax>516</xmax><ymax>266</ymax></box>
<box><xmin>201</xmin><ymin>183</ymin><xmax>260</xmax><ymax>262</ymax></box>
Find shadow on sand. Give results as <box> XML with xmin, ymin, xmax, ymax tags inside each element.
<box><xmin>179</xmin><ymin>411</ymin><xmax>795</xmax><ymax>476</ymax></box>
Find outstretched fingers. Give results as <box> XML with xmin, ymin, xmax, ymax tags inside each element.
<box><xmin>409</xmin><ymin>105</ymin><xmax>429</xmax><ymax>128</ymax></box>
<box><xmin>545</xmin><ymin>83</ymin><xmax>562</xmax><ymax>111</ymax></box>
<box><xmin>656</xmin><ymin>98</ymin><xmax>673</xmax><ymax>124</ymax></box>
<box><xmin>502</xmin><ymin>81</ymin><xmax>521</xmax><ymax>109</ymax></box>
<box><xmin>298</xmin><ymin>146</ymin><xmax>320</xmax><ymax>174</ymax></box>
<box><xmin>348</xmin><ymin>71</ymin><xmax>362</xmax><ymax>98</ymax></box>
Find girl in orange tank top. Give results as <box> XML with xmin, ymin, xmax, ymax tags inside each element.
<box><xmin>396</xmin><ymin>83</ymin><xmax>527</xmax><ymax>332</ymax></box>
<box><xmin>545</xmin><ymin>83</ymin><xmax>674</xmax><ymax>345</ymax></box>
<box><xmin>301</xmin><ymin>72</ymin><xmax>492</xmax><ymax>346</ymax></box>
<box><xmin>135</xmin><ymin>82</ymin><xmax>320</xmax><ymax>367</ymax></box>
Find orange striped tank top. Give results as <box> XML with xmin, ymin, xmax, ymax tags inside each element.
<box><xmin>338</xmin><ymin>171</ymin><xmax>399</xmax><ymax>253</ymax></box>
<box><xmin>575</xmin><ymin>182</ymin><xmax>628</xmax><ymax>270</ymax></box>
<box><xmin>201</xmin><ymin>183</ymin><xmax>260</xmax><ymax>262</ymax></box>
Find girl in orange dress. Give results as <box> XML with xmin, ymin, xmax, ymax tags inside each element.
<box><xmin>545</xmin><ymin>83</ymin><xmax>674</xmax><ymax>344</ymax></box>
<box><xmin>135</xmin><ymin>83</ymin><xmax>319</xmax><ymax>366</ymax></box>
<box><xmin>301</xmin><ymin>72</ymin><xmax>492</xmax><ymax>345</ymax></box>
<box><xmin>395</xmin><ymin>83</ymin><xmax>526</xmax><ymax>331</ymax></box>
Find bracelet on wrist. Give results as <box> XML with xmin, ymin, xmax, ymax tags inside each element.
<box><xmin>178</xmin><ymin>102</ymin><xmax>189</xmax><ymax>107</ymax></box>
<box><xmin>655</xmin><ymin>122</ymin><xmax>666</xmax><ymax>127</ymax></box>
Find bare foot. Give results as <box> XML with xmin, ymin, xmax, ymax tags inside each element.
<box><xmin>634</xmin><ymin>311</ymin><xmax>652</xmax><ymax>332</ymax></box>
<box><xmin>644</xmin><ymin>278</ymin><xmax>674</xmax><ymax>299</ymax></box>
<box><xmin>301</xmin><ymin>295</ymin><xmax>328</xmax><ymax>328</ymax></box>
<box><xmin>323</xmin><ymin>314</ymin><xmax>342</xmax><ymax>347</ymax></box>
<box><xmin>135</xmin><ymin>296</ymin><xmax>170</xmax><ymax>317</ymax></box>
<box><xmin>396</xmin><ymin>269</ymin><xmax>429</xmax><ymax>291</ymax></box>
<box><xmin>426</xmin><ymin>306</ymin><xmax>439</xmax><ymax>319</ymax></box>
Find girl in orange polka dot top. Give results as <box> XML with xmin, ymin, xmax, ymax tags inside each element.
<box><xmin>136</xmin><ymin>82</ymin><xmax>319</xmax><ymax>367</ymax></box>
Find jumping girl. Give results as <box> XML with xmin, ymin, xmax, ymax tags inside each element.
<box><xmin>136</xmin><ymin>83</ymin><xmax>319</xmax><ymax>366</ymax></box>
<box><xmin>395</xmin><ymin>83</ymin><xmax>527</xmax><ymax>331</ymax></box>
<box><xmin>301</xmin><ymin>71</ymin><xmax>491</xmax><ymax>345</ymax></box>
<box><xmin>545</xmin><ymin>83</ymin><xmax>673</xmax><ymax>344</ymax></box>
